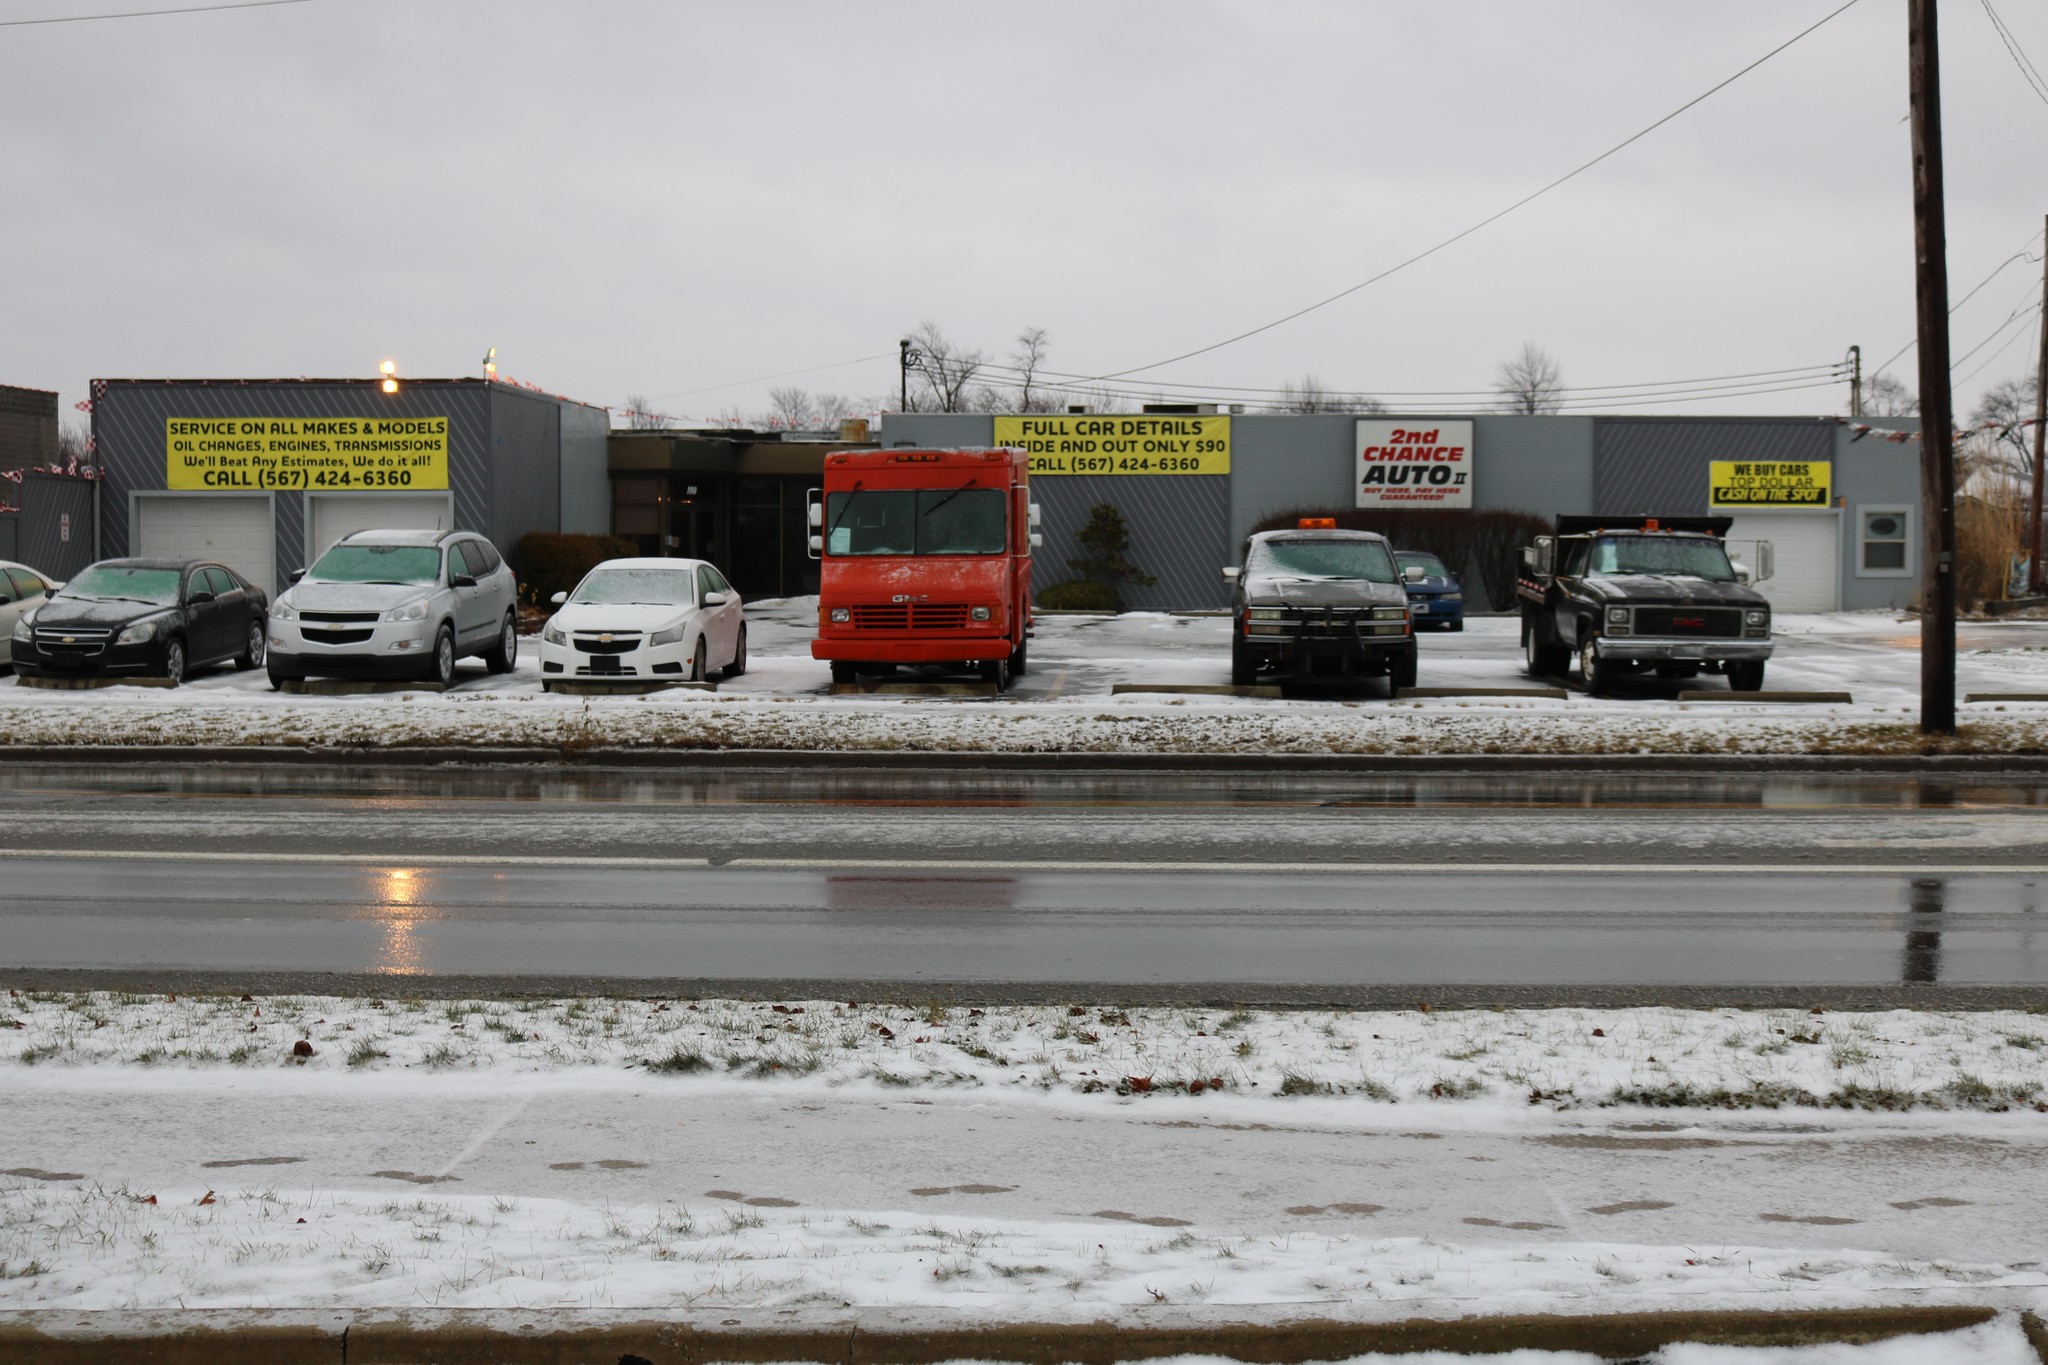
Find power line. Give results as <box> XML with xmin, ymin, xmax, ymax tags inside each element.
<box><xmin>1081</xmin><ymin>0</ymin><xmax>1866</xmax><ymax>383</ymax></box>
<box><xmin>1954</xmin><ymin>305</ymin><xmax>2041</xmax><ymax>388</ymax></box>
<box><xmin>0</xmin><ymin>0</ymin><xmax>310</xmax><ymax>27</ymax></box>
<box><xmin>1979</xmin><ymin>0</ymin><xmax>2048</xmax><ymax>106</ymax></box>
<box><xmin>1871</xmin><ymin>228</ymin><xmax>2046</xmax><ymax>377</ymax></box>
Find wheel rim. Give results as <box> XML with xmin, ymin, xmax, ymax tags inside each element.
<box><xmin>693</xmin><ymin>640</ymin><xmax>706</xmax><ymax>681</ymax></box>
<box><xmin>503</xmin><ymin>619</ymin><xmax>516</xmax><ymax>664</ymax></box>
<box><xmin>1580</xmin><ymin>640</ymin><xmax>1597</xmax><ymax>683</ymax></box>
<box><xmin>437</xmin><ymin>633</ymin><xmax>454</xmax><ymax>682</ymax></box>
<box><xmin>734</xmin><ymin>629</ymin><xmax>746</xmax><ymax>670</ymax></box>
<box><xmin>165</xmin><ymin>642</ymin><xmax>184</xmax><ymax>682</ymax></box>
<box><xmin>248</xmin><ymin>624</ymin><xmax>265</xmax><ymax>666</ymax></box>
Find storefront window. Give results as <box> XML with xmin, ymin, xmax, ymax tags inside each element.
<box><xmin>1859</xmin><ymin>507</ymin><xmax>1911</xmax><ymax>576</ymax></box>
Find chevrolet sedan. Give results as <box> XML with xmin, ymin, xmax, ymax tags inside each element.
<box><xmin>539</xmin><ymin>557</ymin><xmax>745</xmax><ymax>690</ymax></box>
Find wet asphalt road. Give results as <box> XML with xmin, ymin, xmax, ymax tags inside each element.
<box><xmin>2</xmin><ymin>763</ymin><xmax>2046</xmax><ymax>1005</ymax></box>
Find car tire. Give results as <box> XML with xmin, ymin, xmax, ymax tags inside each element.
<box><xmin>425</xmin><ymin>625</ymin><xmax>456</xmax><ymax>688</ymax></box>
<box><xmin>1578</xmin><ymin>636</ymin><xmax>1612</xmax><ymax>695</ymax></box>
<box><xmin>1008</xmin><ymin>635</ymin><xmax>1027</xmax><ymax>678</ymax></box>
<box><xmin>265</xmin><ymin>660</ymin><xmax>301</xmax><ymax>691</ymax></box>
<box><xmin>161</xmin><ymin>637</ymin><xmax>186</xmax><ymax>687</ymax></box>
<box><xmin>541</xmin><ymin>680</ymin><xmax>555</xmax><ymax>694</ymax></box>
<box><xmin>484</xmin><ymin>613</ymin><xmax>518</xmax><ymax>674</ymax></box>
<box><xmin>1230</xmin><ymin>637</ymin><xmax>1259</xmax><ymax>687</ymax></box>
<box><xmin>725</xmin><ymin>625</ymin><xmax>748</xmax><ymax>678</ymax></box>
<box><xmin>829</xmin><ymin>661</ymin><xmax>858</xmax><ymax>685</ymax></box>
<box><xmin>1523</xmin><ymin>619</ymin><xmax>1564</xmax><ymax>678</ymax></box>
<box><xmin>234</xmin><ymin>621</ymin><xmax>266</xmax><ymax>671</ymax></box>
<box><xmin>1726</xmin><ymin>660</ymin><xmax>1767</xmax><ymax>692</ymax></box>
<box><xmin>1448</xmin><ymin>619</ymin><xmax>1464</xmax><ymax>633</ymax></box>
<box><xmin>689</xmin><ymin>636</ymin><xmax>708</xmax><ymax>683</ymax></box>
<box><xmin>979</xmin><ymin>655</ymin><xmax>1010</xmax><ymax>691</ymax></box>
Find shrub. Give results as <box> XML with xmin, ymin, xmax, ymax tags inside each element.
<box><xmin>1067</xmin><ymin>502</ymin><xmax>1156</xmax><ymax>609</ymax></box>
<box><xmin>1037</xmin><ymin>578</ymin><xmax>1119</xmax><ymax>611</ymax></box>
<box><xmin>514</xmin><ymin>531</ymin><xmax>637</xmax><ymax>608</ymax></box>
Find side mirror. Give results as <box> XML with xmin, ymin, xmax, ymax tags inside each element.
<box><xmin>288</xmin><ymin>568</ymin><xmax>305</xmax><ymax>584</ymax></box>
<box><xmin>0</xmin><ymin>595</ymin><xmax>12</xmax><ymax>607</ymax></box>
<box><xmin>450</xmin><ymin>573</ymin><xmax>478</xmax><ymax>589</ymax></box>
<box><xmin>807</xmin><ymin>499</ymin><xmax>824</xmax><ymax>529</ymax></box>
<box><xmin>1754</xmin><ymin>541</ymin><xmax>1775</xmax><ymax>583</ymax></box>
<box><xmin>1533</xmin><ymin>537</ymin><xmax>1555</xmax><ymax>577</ymax></box>
<box><xmin>1730</xmin><ymin>561</ymin><xmax>1752</xmax><ymax>586</ymax></box>
<box><xmin>550</xmin><ymin>590</ymin><xmax>568</xmax><ymax>606</ymax></box>
<box><xmin>186</xmin><ymin>590</ymin><xmax>215</xmax><ymax>605</ymax></box>
<box><xmin>1028</xmin><ymin>502</ymin><xmax>1043</xmax><ymax>529</ymax></box>
<box><xmin>1221</xmin><ymin>566</ymin><xmax>1241</xmax><ymax>581</ymax></box>
<box><xmin>1404</xmin><ymin>565</ymin><xmax>1426</xmax><ymax>582</ymax></box>
<box><xmin>702</xmin><ymin>590</ymin><xmax>728</xmax><ymax>607</ymax></box>
<box><xmin>808</xmin><ymin>534</ymin><xmax>824</xmax><ymax>556</ymax></box>
<box><xmin>1029</xmin><ymin>533</ymin><xmax>1043</xmax><ymax>549</ymax></box>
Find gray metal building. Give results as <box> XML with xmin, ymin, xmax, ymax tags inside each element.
<box><xmin>882</xmin><ymin>412</ymin><xmax>1923</xmax><ymax>615</ymax></box>
<box><xmin>91</xmin><ymin>378</ymin><xmax>610</xmax><ymax>595</ymax></box>
<box><xmin>0</xmin><ymin>472</ymin><xmax>96</xmax><ymax>580</ymax></box>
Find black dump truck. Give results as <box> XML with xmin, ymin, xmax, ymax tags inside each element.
<box><xmin>1224</xmin><ymin>521</ymin><xmax>1418</xmax><ymax>692</ymax></box>
<box><xmin>1518</xmin><ymin>515</ymin><xmax>1776</xmax><ymax>692</ymax></box>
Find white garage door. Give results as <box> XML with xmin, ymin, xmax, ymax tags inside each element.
<box><xmin>1723</xmin><ymin>511</ymin><xmax>1840</xmax><ymax>614</ymax></box>
<box><xmin>133</xmin><ymin>494</ymin><xmax>275</xmax><ymax>597</ymax></box>
<box><xmin>307</xmin><ymin>493</ymin><xmax>454</xmax><ymax>568</ymax></box>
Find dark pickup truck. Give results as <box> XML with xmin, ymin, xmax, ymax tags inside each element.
<box><xmin>1518</xmin><ymin>515</ymin><xmax>1775</xmax><ymax>692</ymax></box>
<box><xmin>1223</xmin><ymin>522</ymin><xmax>1417</xmax><ymax>692</ymax></box>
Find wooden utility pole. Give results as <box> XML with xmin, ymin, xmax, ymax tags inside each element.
<box><xmin>1848</xmin><ymin>345</ymin><xmax>1863</xmax><ymax>418</ymax></box>
<box><xmin>1909</xmin><ymin>0</ymin><xmax>1958</xmax><ymax>735</ymax></box>
<box><xmin>2030</xmin><ymin>212</ymin><xmax>2048</xmax><ymax>587</ymax></box>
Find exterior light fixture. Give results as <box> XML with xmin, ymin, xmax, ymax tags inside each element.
<box><xmin>482</xmin><ymin>346</ymin><xmax>496</xmax><ymax>379</ymax></box>
<box><xmin>379</xmin><ymin>359</ymin><xmax>399</xmax><ymax>395</ymax></box>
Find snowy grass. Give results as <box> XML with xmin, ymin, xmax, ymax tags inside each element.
<box><xmin>5</xmin><ymin>992</ymin><xmax>2045</xmax><ymax>1114</ymax></box>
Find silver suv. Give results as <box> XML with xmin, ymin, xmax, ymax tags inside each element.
<box><xmin>265</xmin><ymin>529</ymin><xmax>519</xmax><ymax>688</ymax></box>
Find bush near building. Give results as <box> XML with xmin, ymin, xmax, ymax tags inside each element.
<box><xmin>514</xmin><ymin>531</ymin><xmax>637</xmax><ymax>610</ymax></box>
<box><xmin>1036</xmin><ymin>579</ymin><xmax>1120</xmax><ymax>611</ymax></box>
<box><xmin>1245</xmin><ymin>507</ymin><xmax>1552</xmax><ymax>611</ymax></box>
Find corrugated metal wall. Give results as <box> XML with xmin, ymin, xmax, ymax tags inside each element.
<box><xmin>0</xmin><ymin>511</ymin><xmax>15</xmax><ymax>562</ymax></box>
<box><xmin>486</xmin><ymin>387</ymin><xmax>562</xmax><ymax>556</ymax></box>
<box><xmin>93</xmin><ymin>380</ymin><xmax>497</xmax><ymax>577</ymax></box>
<box><xmin>16</xmin><ymin>474</ymin><xmax>97</xmax><ymax>579</ymax></box>
<box><xmin>1592</xmin><ymin>417</ymin><xmax>1836</xmax><ymax>517</ymax></box>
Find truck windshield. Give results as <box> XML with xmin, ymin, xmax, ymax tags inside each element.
<box><xmin>1588</xmin><ymin>536</ymin><xmax>1735</xmax><ymax>581</ymax></box>
<box><xmin>1249</xmin><ymin>539</ymin><xmax>1398</xmax><ymax>583</ymax></box>
<box><xmin>825</xmin><ymin>489</ymin><xmax>1006</xmax><ymax>555</ymax></box>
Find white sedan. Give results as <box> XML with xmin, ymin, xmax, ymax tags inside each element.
<box><xmin>539</xmin><ymin>557</ymin><xmax>745</xmax><ymax>691</ymax></box>
<box><xmin>0</xmin><ymin>560</ymin><xmax>60</xmax><ymax>671</ymax></box>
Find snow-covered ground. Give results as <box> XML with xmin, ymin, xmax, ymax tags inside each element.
<box><xmin>4</xmin><ymin>992</ymin><xmax>2045</xmax><ymax>1334</ymax></box>
<box><xmin>4</xmin><ymin>606</ymin><xmax>2048</xmax><ymax>756</ymax></box>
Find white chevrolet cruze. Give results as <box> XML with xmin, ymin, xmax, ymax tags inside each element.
<box><xmin>538</xmin><ymin>557</ymin><xmax>745</xmax><ymax>691</ymax></box>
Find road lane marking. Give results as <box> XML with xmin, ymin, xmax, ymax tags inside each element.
<box><xmin>0</xmin><ymin>850</ymin><xmax>2038</xmax><ymax>876</ymax></box>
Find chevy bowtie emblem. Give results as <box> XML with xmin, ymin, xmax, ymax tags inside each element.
<box><xmin>62</xmin><ymin>636</ymin><xmax>76</xmax><ymax>644</ymax></box>
<box><xmin>599</xmin><ymin>634</ymin><xmax>614</xmax><ymax>643</ymax></box>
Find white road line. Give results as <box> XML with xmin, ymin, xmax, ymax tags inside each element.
<box><xmin>0</xmin><ymin>850</ymin><xmax>2035</xmax><ymax>876</ymax></box>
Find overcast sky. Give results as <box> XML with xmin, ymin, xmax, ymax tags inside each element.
<box><xmin>5</xmin><ymin>0</ymin><xmax>2045</xmax><ymax>429</ymax></box>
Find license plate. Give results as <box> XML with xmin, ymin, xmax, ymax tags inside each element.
<box><xmin>1671</xmin><ymin>646</ymin><xmax>1703</xmax><ymax>659</ymax></box>
<box><xmin>590</xmin><ymin>656</ymin><xmax>622</xmax><ymax>674</ymax></box>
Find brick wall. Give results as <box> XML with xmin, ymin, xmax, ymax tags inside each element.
<box><xmin>0</xmin><ymin>384</ymin><xmax>59</xmax><ymax>473</ymax></box>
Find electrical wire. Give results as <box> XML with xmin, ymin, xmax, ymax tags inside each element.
<box><xmin>1870</xmin><ymin>228</ymin><xmax>2046</xmax><ymax>378</ymax></box>
<box><xmin>1953</xmin><ymin>300</ymin><xmax>2043</xmax><ymax>388</ymax></box>
<box><xmin>1980</xmin><ymin>0</ymin><xmax>2048</xmax><ymax>107</ymax></box>
<box><xmin>0</xmin><ymin>0</ymin><xmax>309</xmax><ymax>26</ymax></box>
<box><xmin>1080</xmin><ymin>0</ymin><xmax>1866</xmax><ymax>383</ymax></box>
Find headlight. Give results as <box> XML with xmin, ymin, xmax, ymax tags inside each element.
<box><xmin>1606</xmin><ymin>606</ymin><xmax>1630</xmax><ymax>623</ymax></box>
<box><xmin>383</xmin><ymin>599</ymin><xmax>430</xmax><ymax>623</ymax></box>
<box><xmin>269</xmin><ymin>599</ymin><xmax>298</xmax><ymax>622</ymax></box>
<box><xmin>1371</xmin><ymin>606</ymin><xmax>1408</xmax><ymax>620</ymax></box>
<box><xmin>1247</xmin><ymin>608</ymin><xmax>1287</xmax><ymax>621</ymax></box>
<box><xmin>1745</xmin><ymin>610</ymin><xmax>1769</xmax><ymax>626</ymax></box>
<box><xmin>1442</xmin><ymin>593</ymin><xmax>1462</xmax><ymax>603</ymax></box>
<box><xmin>650</xmin><ymin>624</ymin><xmax>688</xmax><ymax>646</ymax></box>
<box><xmin>543</xmin><ymin>623</ymin><xmax>565</xmax><ymax>645</ymax></box>
<box><xmin>829</xmin><ymin>607</ymin><xmax>851</xmax><ymax>623</ymax></box>
<box><xmin>969</xmin><ymin>605</ymin><xmax>992</xmax><ymax>622</ymax></box>
<box><xmin>11</xmin><ymin>611</ymin><xmax>33</xmax><ymax>641</ymax></box>
<box><xmin>116</xmin><ymin>620</ymin><xmax>158</xmax><ymax>645</ymax></box>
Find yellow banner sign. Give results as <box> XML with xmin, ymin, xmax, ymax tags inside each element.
<box><xmin>993</xmin><ymin>415</ymin><xmax>1230</xmax><ymax>475</ymax></box>
<box><xmin>166</xmin><ymin>417</ymin><xmax>450</xmax><ymax>491</ymax></box>
<box><xmin>1709</xmin><ymin>460</ymin><xmax>1830</xmax><ymax>508</ymax></box>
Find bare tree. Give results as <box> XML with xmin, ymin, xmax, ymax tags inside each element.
<box><xmin>1969</xmin><ymin>373</ymin><xmax>2042</xmax><ymax>479</ymax></box>
<box><xmin>1005</xmin><ymin>326</ymin><xmax>1066</xmax><ymax>413</ymax></box>
<box><xmin>1863</xmin><ymin>372</ymin><xmax>1918</xmax><ymax>417</ymax></box>
<box><xmin>1274</xmin><ymin>374</ymin><xmax>1385</xmax><ymax>414</ymax></box>
<box><xmin>767</xmin><ymin>386</ymin><xmax>819</xmax><ymax>430</ymax></box>
<box><xmin>622</xmin><ymin>392</ymin><xmax>670</xmax><ymax>430</ymax></box>
<box><xmin>1494</xmin><ymin>342</ymin><xmax>1566</xmax><ymax>415</ymax></box>
<box><xmin>905</xmin><ymin>320</ymin><xmax>989</xmax><ymax>413</ymax></box>
<box><xmin>57</xmin><ymin>421</ymin><xmax>91</xmax><ymax>469</ymax></box>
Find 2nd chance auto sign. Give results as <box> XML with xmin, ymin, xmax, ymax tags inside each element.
<box><xmin>1709</xmin><ymin>460</ymin><xmax>1831</xmax><ymax>508</ymax></box>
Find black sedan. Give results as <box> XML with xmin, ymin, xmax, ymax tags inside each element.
<box><xmin>9</xmin><ymin>558</ymin><xmax>268</xmax><ymax>686</ymax></box>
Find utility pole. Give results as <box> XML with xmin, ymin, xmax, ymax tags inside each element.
<box><xmin>1909</xmin><ymin>0</ymin><xmax>1958</xmax><ymax>735</ymax></box>
<box><xmin>2030</xmin><ymin>211</ymin><xmax>2048</xmax><ymax>590</ymax></box>
<box><xmin>1847</xmin><ymin>345</ymin><xmax>1863</xmax><ymax>418</ymax></box>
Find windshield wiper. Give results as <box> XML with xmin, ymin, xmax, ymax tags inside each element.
<box><xmin>920</xmin><ymin>479</ymin><xmax>977</xmax><ymax>520</ymax></box>
<box><xmin>827</xmin><ymin>481</ymin><xmax>864</xmax><ymax>535</ymax></box>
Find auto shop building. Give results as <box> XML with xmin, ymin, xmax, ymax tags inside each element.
<box><xmin>879</xmin><ymin>411</ymin><xmax>1922</xmax><ymax>615</ymax></box>
<box><xmin>90</xmin><ymin>378</ymin><xmax>610</xmax><ymax>596</ymax></box>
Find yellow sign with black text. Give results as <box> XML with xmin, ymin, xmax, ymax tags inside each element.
<box><xmin>993</xmin><ymin>415</ymin><xmax>1230</xmax><ymax>476</ymax></box>
<box><xmin>1708</xmin><ymin>460</ymin><xmax>1830</xmax><ymax>508</ymax></box>
<box><xmin>165</xmin><ymin>417</ymin><xmax>450</xmax><ymax>491</ymax></box>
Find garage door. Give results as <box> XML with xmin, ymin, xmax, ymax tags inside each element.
<box><xmin>307</xmin><ymin>493</ymin><xmax>454</xmax><ymax>568</ymax></box>
<box><xmin>133</xmin><ymin>494</ymin><xmax>275</xmax><ymax>597</ymax></box>
<box><xmin>1723</xmin><ymin>511</ymin><xmax>1840</xmax><ymax>614</ymax></box>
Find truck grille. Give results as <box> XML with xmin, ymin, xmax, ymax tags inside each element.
<box><xmin>850</xmin><ymin>604</ymin><xmax>972</xmax><ymax>630</ymax></box>
<box><xmin>1633</xmin><ymin>607</ymin><xmax>1742</xmax><ymax>639</ymax></box>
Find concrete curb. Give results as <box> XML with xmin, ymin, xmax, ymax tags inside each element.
<box><xmin>0</xmin><ymin>1304</ymin><xmax>2009</xmax><ymax>1364</ymax></box>
<box><xmin>6</xmin><ymin>744</ymin><xmax>2048</xmax><ymax>774</ymax></box>
<box><xmin>1677</xmin><ymin>690</ymin><xmax>1855</xmax><ymax>704</ymax></box>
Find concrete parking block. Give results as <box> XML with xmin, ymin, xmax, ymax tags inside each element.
<box><xmin>830</xmin><ymin>681</ymin><xmax>997</xmax><ymax>697</ymax></box>
<box><xmin>546</xmin><ymin>680</ymin><xmax>713</xmax><ymax>696</ymax></box>
<box><xmin>1966</xmin><ymin>692</ymin><xmax>2048</xmax><ymax>703</ymax></box>
<box><xmin>14</xmin><ymin>676</ymin><xmax>178</xmax><ymax>690</ymax></box>
<box><xmin>1110</xmin><ymin>682</ymin><xmax>1283</xmax><ymax>699</ymax></box>
<box><xmin>281</xmin><ymin>680</ymin><xmax>447</xmax><ymax>695</ymax></box>
<box><xmin>1678</xmin><ymin>690</ymin><xmax>1854</xmax><ymax>703</ymax></box>
<box><xmin>1401</xmin><ymin>686</ymin><xmax>1569</xmax><ymax>699</ymax></box>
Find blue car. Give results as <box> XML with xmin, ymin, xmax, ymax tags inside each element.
<box><xmin>1395</xmin><ymin>550</ymin><xmax>1465</xmax><ymax>631</ymax></box>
